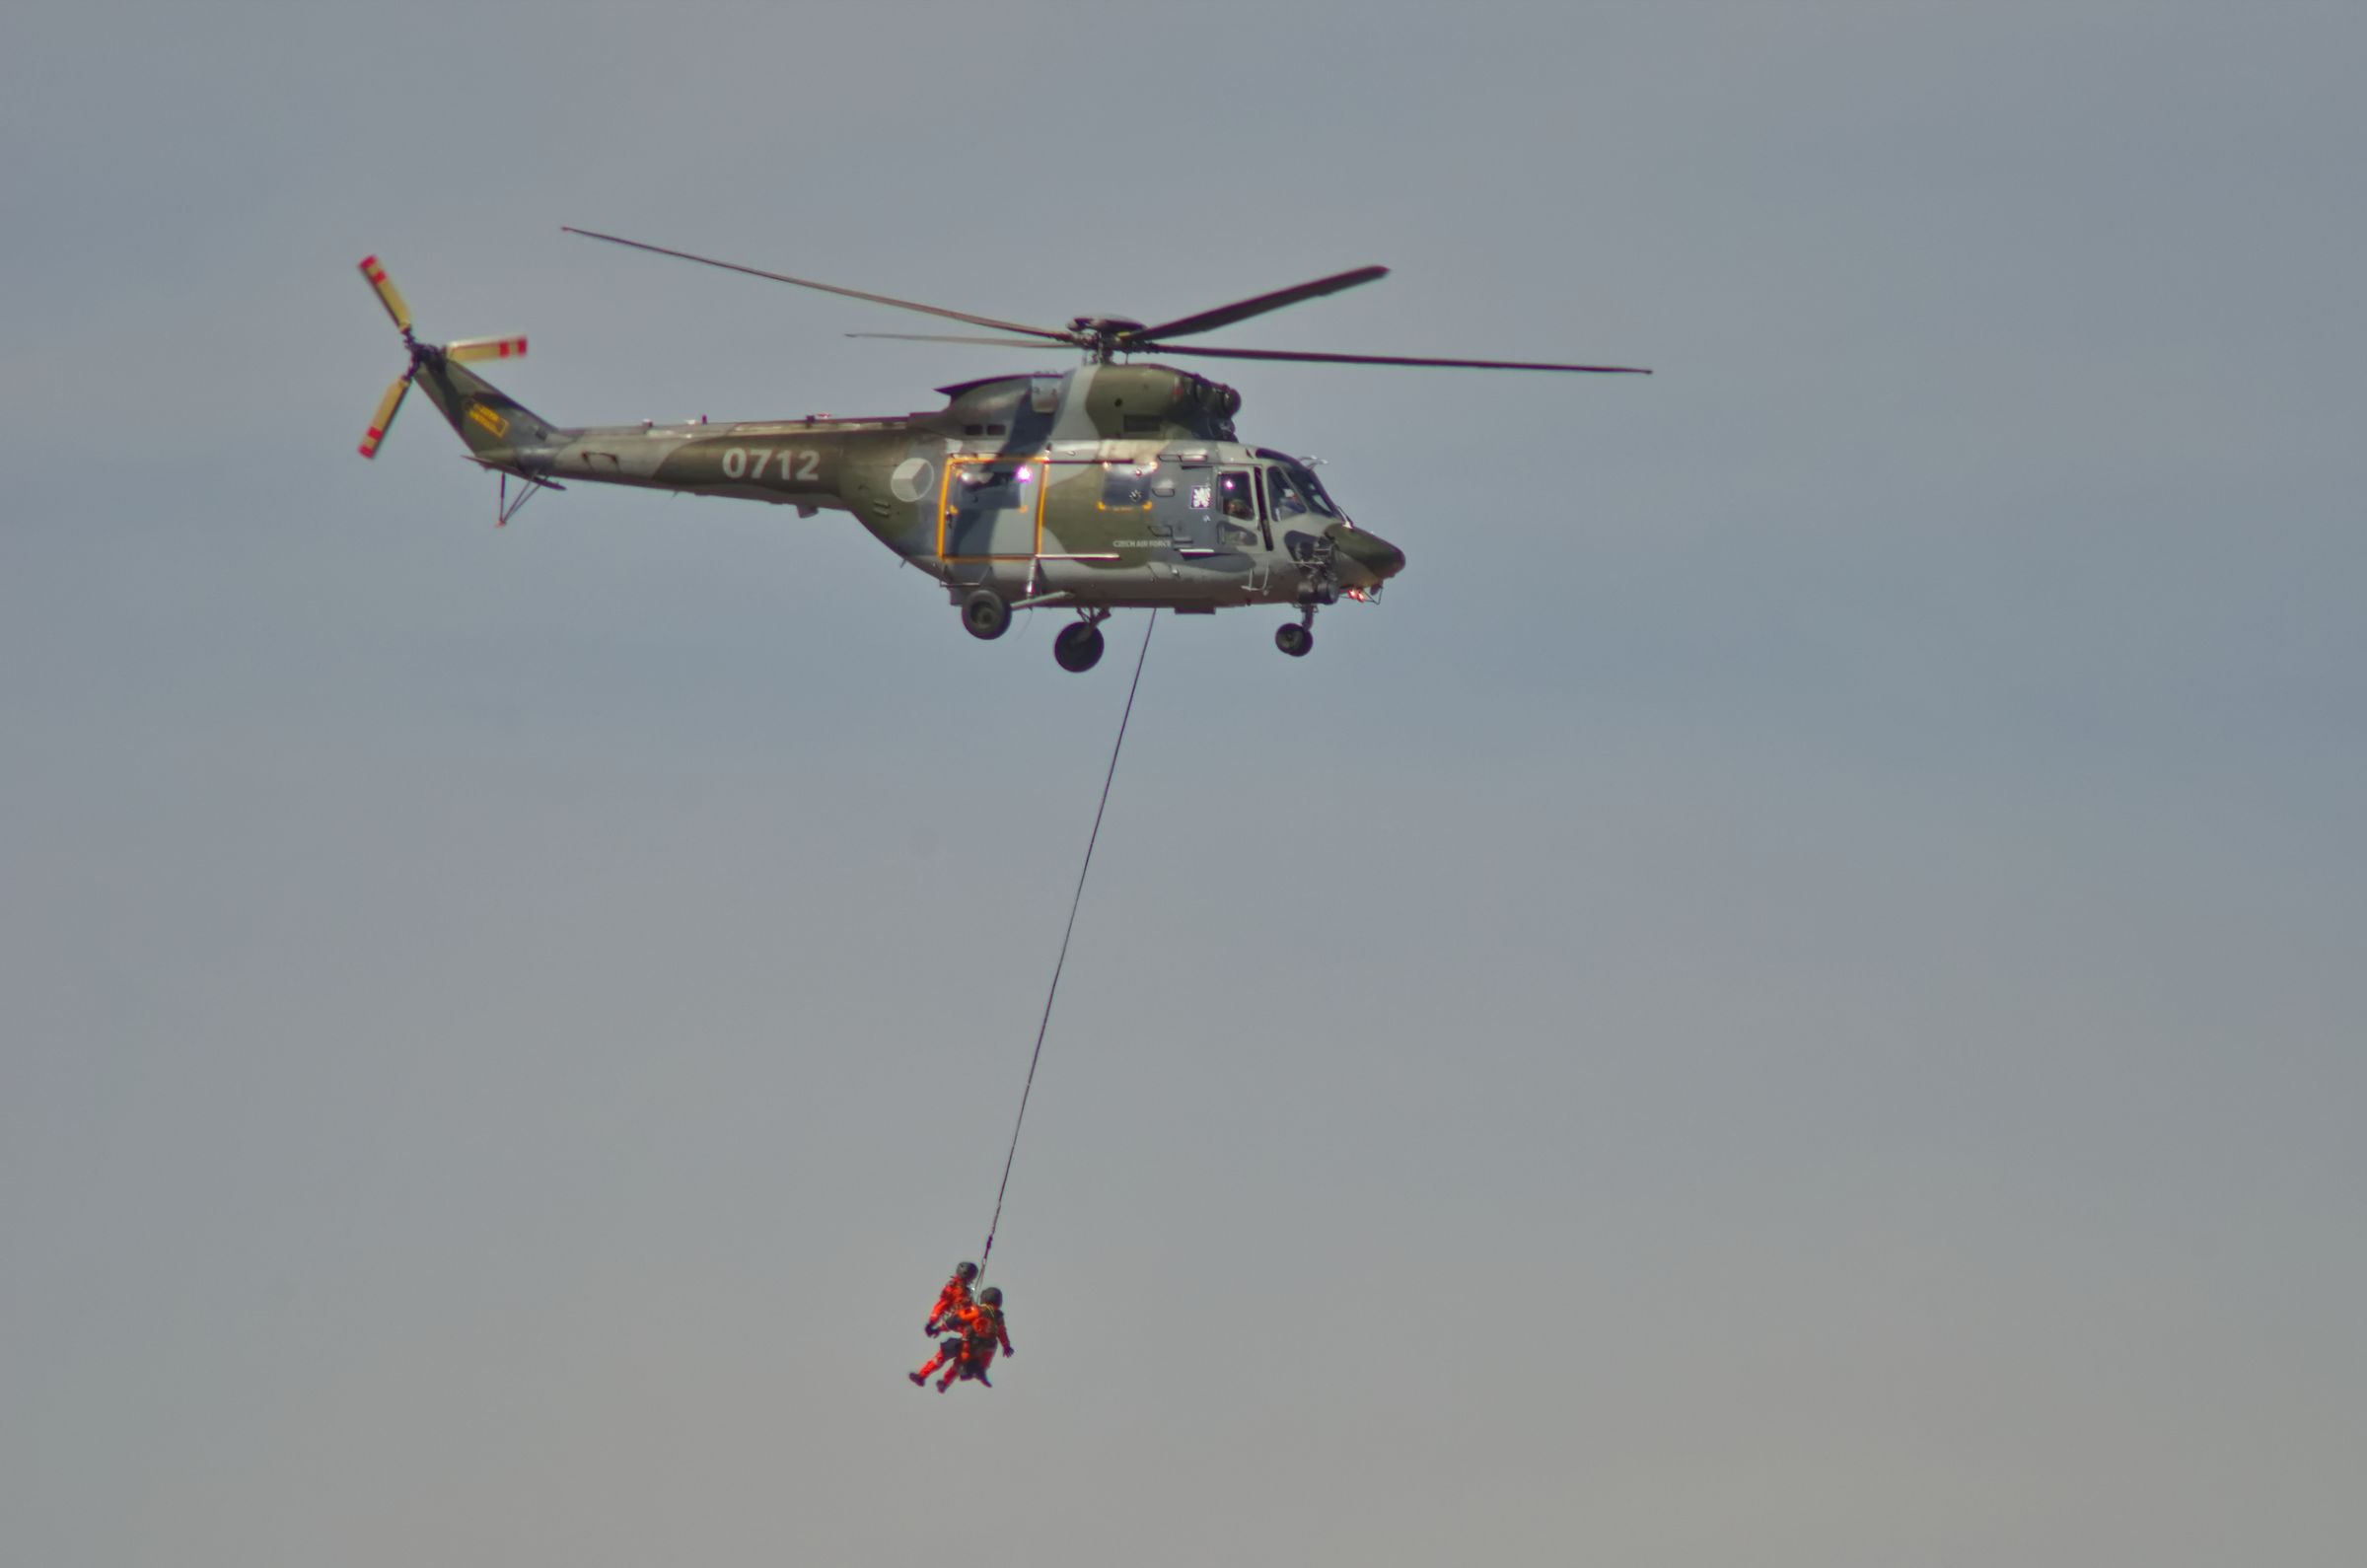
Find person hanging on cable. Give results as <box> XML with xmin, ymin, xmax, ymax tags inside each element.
<box><xmin>906</xmin><ymin>1283</ymin><xmax>1014</xmax><ymax>1391</ymax></box>
<box><xmin>924</xmin><ymin>1260</ymin><xmax>978</xmax><ymax>1336</ymax></box>
<box><xmin>907</xmin><ymin>1260</ymin><xmax>981</xmax><ymax>1389</ymax></box>
<box><xmin>946</xmin><ymin>1285</ymin><xmax>1014</xmax><ymax>1390</ymax></box>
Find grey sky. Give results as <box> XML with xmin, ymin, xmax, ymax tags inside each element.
<box><xmin>5</xmin><ymin>3</ymin><xmax>2362</xmax><ymax>1564</ymax></box>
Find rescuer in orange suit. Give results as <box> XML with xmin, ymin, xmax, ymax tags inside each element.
<box><xmin>908</xmin><ymin>1260</ymin><xmax>980</xmax><ymax>1389</ymax></box>
<box><xmin>906</xmin><ymin>1285</ymin><xmax>1014</xmax><ymax>1391</ymax></box>
<box><xmin>924</xmin><ymin>1261</ymin><xmax>977</xmax><ymax>1336</ymax></box>
<box><xmin>947</xmin><ymin>1285</ymin><xmax>1014</xmax><ymax>1390</ymax></box>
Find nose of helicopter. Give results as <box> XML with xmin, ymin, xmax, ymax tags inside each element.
<box><xmin>1327</xmin><ymin>523</ymin><xmax>1406</xmax><ymax>584</ymax></box>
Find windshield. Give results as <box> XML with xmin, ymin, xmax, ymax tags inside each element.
<box><xmin>1289</xmin><ymin>464</ymin><xmax>1340</xmax><ymax>519</ymax></box>
<box><xmin>1267</xmin><ymin>463</ymin><xmax>1337</xmax><ymax>521</ymax></box>
<box><xmin>1266</xmin><ymin>466</ymin><xmax>1309</xmax><ymax>521</ymax></box>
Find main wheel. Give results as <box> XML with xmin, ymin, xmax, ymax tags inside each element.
<box><xmin>1053</xmin><ymin>620</ymin><xmax>1106</xmax><ymax>673</ymax></box>
<box><xmin>961</xmin><ymin>589</ymin><xmax>1012</xmax><ymax>641</ymax></box>
<box><xmin>1275</xmin><ymin>622</ymin><xmax>1314</xmax><ymax>658</ymax></box>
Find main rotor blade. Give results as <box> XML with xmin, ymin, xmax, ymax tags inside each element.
<box><xmin>846</xmin><ymin>331</ymin><xmax>1073</xmax><ymax>349</ymax></box>
<box><xmin>358</xmin><ymin>255</ymin><xmax>410</xmax><ymax>334</ymax></box>
<box><xmin>561</xmin><ymin>227</ymin><xmax>1075</xmax><ymax>342</ymax></box>
<box><xmin>1124</xmin><ymin>266</ymin><xmax>1389</xmax><ymax>344</ymax></box>
<box><xmin>358</xmin><ymin>374</ymin><xmax>409</xmax><ymax>459</ymax></box>
<box><xmin>1140</xmin><ymin>342</ymin><xmax>1652</xmax><ymax>374</ymax></box>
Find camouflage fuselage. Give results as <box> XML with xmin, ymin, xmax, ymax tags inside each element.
<box><xmin>411</xmin><ymin>356</ymin><xmax>1405</xmax><ymax>609</ymax></box>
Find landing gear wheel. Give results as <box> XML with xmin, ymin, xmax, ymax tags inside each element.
<box><xmin>1275</xmin><ymin>622</ymin><xmax>1314</xmax><ymax>658</ymax></box>
<box><xmin>1053</xmin><ymin>620</ymin><xmax>1106</xmax><ymax>673</ymax></box>
<box><xmin>961</xmin><ymin>589</ymin><xmax>1011</xmax><ymax>641</ymax></box>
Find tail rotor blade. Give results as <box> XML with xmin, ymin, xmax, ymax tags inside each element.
<box><xmin>358</xmin><ymin>374</ymin><xmax>410</xmax><ymax>459</ymax></box>
<box><xmin>446</xmin><ymin>334</ymin><xmax>528</xmax><ymax>363</ymax></box>
<box><xmin>359</xmin><ymin>255</ymin><xmax>412</xmax><ymax>334</ymax></box>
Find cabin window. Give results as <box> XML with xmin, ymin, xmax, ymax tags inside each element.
<box><xmin>943</xmin><ymin>461</ymin><xmax>1040</xmax><ymax>557</ymax></box>
<box><xmin>1224</xmin><ymin>469</ymin><xmax>1272</xmax><ymax>552</ymax></box>
<box><xmin>955</xmin><ymin>463</ymin><xmax>1037</xmax><ymax>510</ymax></box>
<box><xmin>1099</xmin><ymin>463</ymin><xmax>1156</xmax><ymax>511</ymax></box>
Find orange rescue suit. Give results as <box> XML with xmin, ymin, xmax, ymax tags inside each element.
<box><xmin>925</xmin><ymin>1274</ymin><xmax>974</xmax><ymax>1336</ymax></box>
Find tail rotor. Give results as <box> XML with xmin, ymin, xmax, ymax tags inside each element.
<box><xmin>360</xmin><ymin>254</ymin><xmax>412</xmax><ymax>336</ymax></box>
<box><xmin>355</xmin><ymin>256</ymin><xmax>527</xmax><ymax>459</ymax></box>
<box><xmin>446</xmin><ymin>334</ymin><xmax>528</xmax><ymax>363</ymax></box>
<box><xmin>358</xmin><ymin>373</ymin><xmax>410</xmax><ymax>460</ymax></box>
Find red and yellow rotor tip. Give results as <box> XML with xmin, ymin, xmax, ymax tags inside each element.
<box><xmin>358</xmin><ymin>254</ymin><xmax>411</xmax><ymax>334</ymax></box>
<box><xmin>447</xmin><ymin>334</ymin><xmax>528</xmax><ymax>363</ymax></box>
<box><xmin>358</xmin><ymin>374</ymin><xmax>409</xmax><ymax>460</ymax></box>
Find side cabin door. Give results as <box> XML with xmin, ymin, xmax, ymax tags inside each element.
<box><xmin>1040</xmin><ymin>454</ymin><xmax>1200</xmax><ymax>559</ymax></box>
<box><xmin>940</xmin><ymin>458</ymin><xmax>1043</xmax><ymax>562</ymax></box>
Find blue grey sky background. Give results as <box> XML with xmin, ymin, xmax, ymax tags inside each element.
<box><xmin>5</xmin><ymin>2</ymin><xmax>2362</xmax><ymax>1563</ymax></box>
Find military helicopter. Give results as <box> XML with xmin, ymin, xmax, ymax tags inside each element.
<box><xmin>357</xmin><ymin>230</ymin><xmax>1646</xmax><ymax>672</ymax></box>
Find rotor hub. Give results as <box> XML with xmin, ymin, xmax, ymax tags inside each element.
<box><xmin>1067</xmin><ymin>316</ymin><xmax>1147</xmax><ymax>362</ymax></box>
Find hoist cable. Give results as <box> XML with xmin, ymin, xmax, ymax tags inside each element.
<box><xmin>978</xmin><ymin>611</ymin><xmax>1157</xmax><ymax>1281</ymax></box>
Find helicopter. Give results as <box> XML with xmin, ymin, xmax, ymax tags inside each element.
<box><xmin>357</xmin><ymin>230</ymin><xmax>1647</xmax><ymax>672</ymax></box>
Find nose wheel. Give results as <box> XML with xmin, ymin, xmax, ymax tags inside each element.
<box><xmin>1277</xmin><ymin>537</ymin><xmax>1334</xmax><ymax>658</ymax></box>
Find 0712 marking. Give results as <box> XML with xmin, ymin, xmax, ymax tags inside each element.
<box><xmin>718</xmin><ymin>447</ymin><xmax>821</xmax><ymax>483</ymax></box>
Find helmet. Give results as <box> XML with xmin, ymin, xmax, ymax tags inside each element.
<box><xmin>954</xmin><ymin>1261</ymin><xmax>978</xmax><ymax>1281</ymax></box>
<box><xmin>979</xmin><ymin>1286</ymin><xmax>1003</xmax><ymax>1306</ymax></box>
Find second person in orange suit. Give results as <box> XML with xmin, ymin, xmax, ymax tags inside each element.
<box><xmin>948</xmin><ymin>1285</ymin><xmax>1014</xmax><ymax>1390</ymax></box>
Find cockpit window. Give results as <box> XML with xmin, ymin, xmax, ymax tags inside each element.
<box><xmin>1286</xmin><ymin>464</ymin><xmax>1338</xmax><ymax>518</ymax></box>
<box><xmin>1265</xmin><ymin>466</ymin><xmax>1310</xmax><ymax>520</ymax></box>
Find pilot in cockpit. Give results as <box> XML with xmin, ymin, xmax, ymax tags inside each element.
<box><xmin>1219</xmin><ymin>469</ymin><xmax>1255</xmax><ymax>521</ymax></box>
